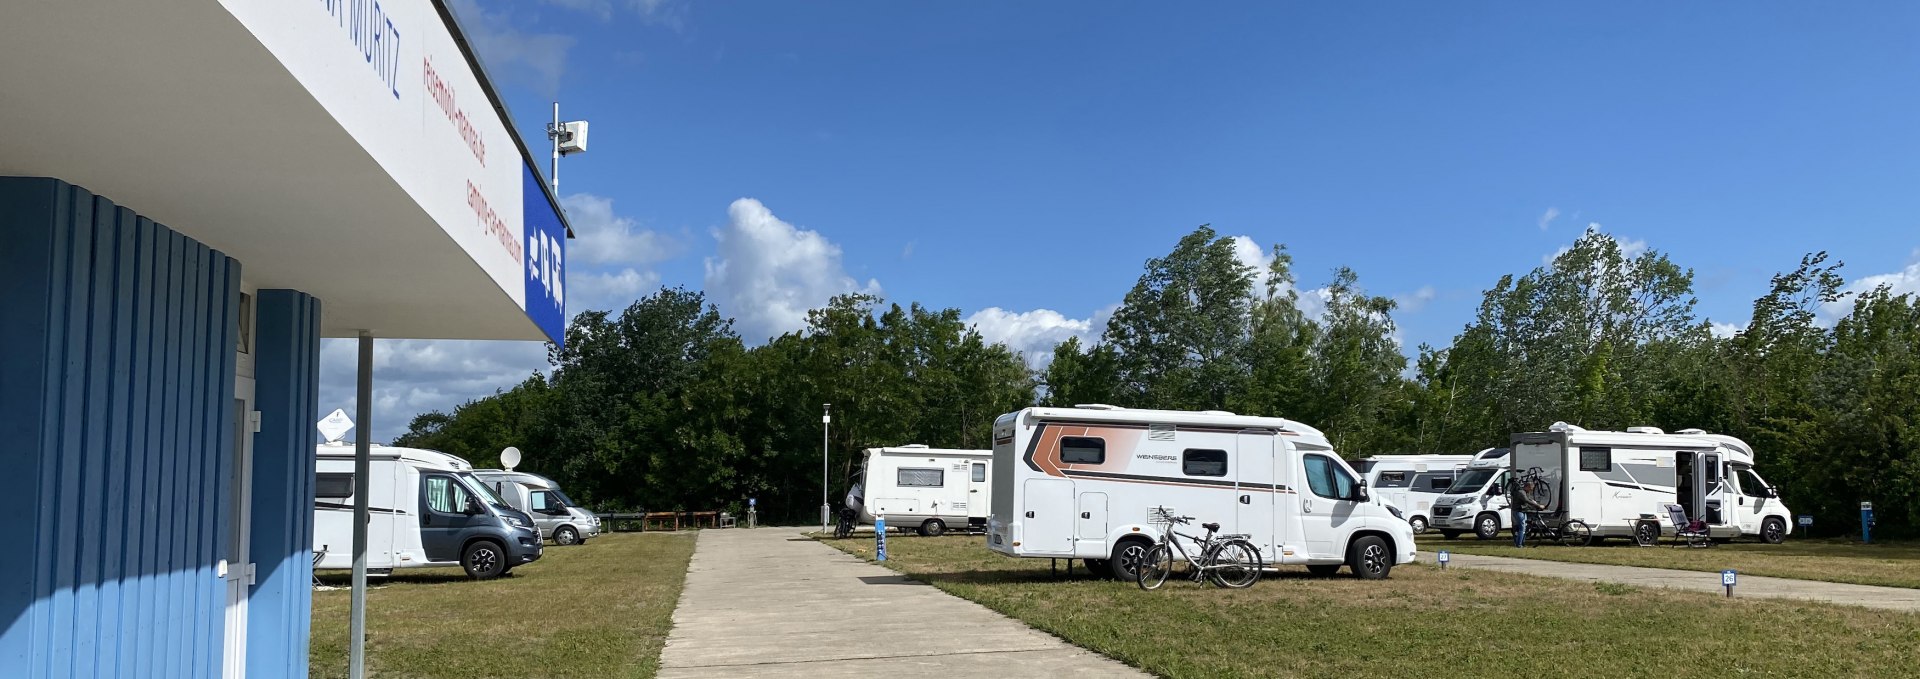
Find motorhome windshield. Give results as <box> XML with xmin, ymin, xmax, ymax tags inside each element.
<box><xmin>1446</xmin><ymin>468</ymin><xmax>1497</xmax><ymax>494</ymax></box>
<box><xmin>549</xmin><ymin>488</ymin><xmax>577</xmax><ymax>507</ymax></box>
<box><xmin>459</xmin><ymin>472</ymin><xmax>511</xmax><ymax>510</ymax></box>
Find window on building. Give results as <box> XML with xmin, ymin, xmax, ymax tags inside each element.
<box><xmin>1183</xmin><ymin>449</ymin><xmax>1228</xmax><ymax>477</ymax></box>
<box><xmin>424</xmin><ymin>475</ymin><xmax>470</xmax><ymax>514</ymax></box>
<box><xmin>1579</xmin><ymin>447</ymin><xmax>1612</xmax><ymax>472</ymax></box>
<box><xmin>971</xmin><ymin>463</ymin><xmax>986</xmax><ymax>483</ymax></box>
<box><xmin>316</xmin><ymin>472</ymin><xmax>353</xmax><ymax>499</ymax></box>
<box><xmin>1060</xmin><ymin>436</ymin><xmax>1105</xmax><ymax>464</ymax></box>
<box><xmin>898</xmin><ymin>468</ymin><xmax>945</xmax><ymax>487</ymax></box>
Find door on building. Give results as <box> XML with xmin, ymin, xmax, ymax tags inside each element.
<box><xmin>1235</xmin><ymin>432</ymin><xmax>1276</xmax><ymax>560</ymax></box>
<box><xmin>222</xmin><ymin>375</ymin><xmax>255</xmax><ymax>678</ymax></box>
<box><xmin>420</xmin><ymin>474</ymin><xmax>485</xmax><ymax>562</ymax></box>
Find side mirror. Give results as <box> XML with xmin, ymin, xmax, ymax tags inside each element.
<box><xmin>1352</xmin><ymin>484</ymin><xmax>1370</xmax><ymax>503</ymax></box>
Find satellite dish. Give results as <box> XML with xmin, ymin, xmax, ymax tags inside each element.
<box><xmin>501</xmin><ymin>446</ymin><xmax>522</xmax><ymax>471</ymax></box>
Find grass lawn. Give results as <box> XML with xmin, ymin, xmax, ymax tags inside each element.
<box><xmin>1418</xmin><ymin>534</ymin><xmax>1920</xmax><ymax>590</ymax></box>
<box><xmin>310</xmin><ymin>532</ymin><xmax>695</xmax><ymax>679</ymax></box>
<box><xmin>824</xmin><ymin>534</ymin><xmax>1920</xmax><ymax>678</ymax></box>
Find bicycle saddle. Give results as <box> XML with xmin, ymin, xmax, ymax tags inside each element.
<box><xmin>1203</xmin><ymin>522</ymin><xmax>1221</xmax><ymax>532</ymax></box>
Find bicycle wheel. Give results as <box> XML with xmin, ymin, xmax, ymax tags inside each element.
<box><xmin>1558</xmin><ymin>520</ymin><xmax>1593</xmax><ymax>547</ymax></box>
<box><xmin>1136</xmin><ymin>544</ymin><xmax>1174</xmax><ymax>591</ymax></box>
<box><xmin>1205</xmin><ymin>539</ymin><xmax>1263</xmax><ymax>589</ymax></box>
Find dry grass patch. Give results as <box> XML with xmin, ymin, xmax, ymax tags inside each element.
<box><xmin>826</xmin><ymin>534</ymin><xmax>1920</xmax><ymax>679</ymax></box>
<box><xmin>1420</xmin><ymin>535</ymin><xmax>1920</xmax><ymax>589</ymax></box>
<box><xmin>310</xmin><ymin>532</ymin><xmax>695</xmax><ymax>679</ymax></box>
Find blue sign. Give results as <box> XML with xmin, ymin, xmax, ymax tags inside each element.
<box><xmin>1438</xmin><ymin>550</ymin><xmax>1451</xmax><ymax>564</ymax></box>
<box><xmin>521</xmin><ymin>166</ymin><xmax>568</xmax><ymax>348</ymax></box>
<box><xmin>874</xmin><ymin>515</ymin><xmax>887</xmax><ymax>562</ymax></box>
<box><xmin>1797</xmin><ymin>515</ymin><xmax>1812</xmax><ymax>527</ymax></box>
<box><xmin>748</xmin><ymin>498</ymin><xmax>756</xmax><ymax>508</ymax></box>
<box><xmin>1721</xmin><ymin>569</ymin><xmax>1737</xmax><ymax>587</ymax></box>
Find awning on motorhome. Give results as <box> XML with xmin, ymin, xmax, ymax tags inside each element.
<box><xmin>0</xmin><ymin>0</ymin><xmax>569</xmax><ymax>344</ymax></box>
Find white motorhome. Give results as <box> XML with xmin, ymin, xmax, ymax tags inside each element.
<box><xmin>847</xmin><ymin>445</ymin><xmax>992</xmax><ymax>536</ymax></box>
<box><xmin>1430</xmin><ymin>448</ymin><xmax>1514</xmax><ymax>539</ymax></box>
<box><xmin>473</xmin><ymin>470</ymin><xmax>602</xmax><ymax>546</ymax></box>
<box><xmin>1353</xmin><ymin>454</ymin><xmax>1472</xmax><ymax>534</ymax></box>
<box><xmin>987</xmin><ymin>405</ymin><xmax>1417</xmax><ymax>581</ymax></box>
<box><xmin>1509</xmin><ymin>424</ymin><xmax>1792</xmax><ymax>544</ymax></box>
<box><xmin>313</xmin><ymin>443</ymin><xmax>544</xmax><ymax>579</ymax></box>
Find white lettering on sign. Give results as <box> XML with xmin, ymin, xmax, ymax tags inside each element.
<box><xmin>319</xmin><ymin>0</ymin><xmax>402</xmax><ymax>100</ymax></box>
<box><xmin>526</xmin><ymin>229</ymin><xmax>564</xmax><ymax>307</ymax></box>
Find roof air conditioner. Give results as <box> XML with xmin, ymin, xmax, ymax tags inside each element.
<box><xmin>1074</xmin><ymin>404</ymin><xmax>1121</xmax><ymax>410</ymax></box>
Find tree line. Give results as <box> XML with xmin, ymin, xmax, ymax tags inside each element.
<box><xmin>395</xmin><ymin>226</ymin><xmax>1919</xmax><ymax>535</ymax></box>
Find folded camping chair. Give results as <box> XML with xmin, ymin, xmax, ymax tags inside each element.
<box><xmin>1664</xmin><ymin>504</ymin><xmax>1713</xmax><ymax>548</ymax></box>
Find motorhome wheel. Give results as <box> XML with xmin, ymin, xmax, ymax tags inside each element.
<box><xmin>1761</xmin><ymin>517</ymin><xmax>1786</xmax><ymax>544</ymax></box>
<box><xmin>918</xmin><ymin>519</ymin><xmax>946</xmax><ymax>537</ymax></box>
<box><xmin>1109</xmin><ymin>538</ymin><xmax>1153</xmax><ymax>581</ymax></box>
<box><xmin>1083</xmin><ymin>559</ymin><xmax>1110</xmax><ymax>577</ymax></box>
<box><xmin>463</xmin><ymin>540</ymin><xmax>507</xmax><ymax>580</ymax></box>
<box><xmin>1634</xmin><ymin>521</ymin><xmax>1659</xmax><ymax>547</ymax></box>
<box><xmin>555</xmin><ymin>526</ymin><xmax>580</xmax><ymax>546</ymax></box>
<box><xmin>1439</xmin><ymin>530</ymin><xmax>1462</xmax><ymax>539</ymax></box>
<box><xmin>1348</xmin><ymin>536</ymin><xmax>1392</xmax><ymax>580</ymax></box>
<box><xmin>1307</xmin><ymin>564</ymin><xmax>1342</xmax><ymax>577</ymax></box>
<box><xmin>1474</xmin><ymin>513</ymin><xmax>1500</xmax><ymax>540</ymax></box>
<box><xmin>1408</xmin><ymin>516</ymin><xmax>1429</xmax><ymax>534</ymax></box>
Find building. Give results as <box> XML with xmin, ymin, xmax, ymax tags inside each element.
<box><xmin>0</xmin><ymin>2</ymin><xmax>570</xmax><ymax>676</ymax></box>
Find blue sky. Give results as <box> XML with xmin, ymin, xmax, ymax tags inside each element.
<box><xmin>324</xmin><ymin>1</ymin><xmax>1920</xmax><ymax>442</ymax></box>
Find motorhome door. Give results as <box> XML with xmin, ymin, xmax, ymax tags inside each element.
<box><xmin>1676</xmin><ymin>451</ymin><xmax>1722</xmax><ymax>526</ymax></box>
<box><xmin>1021</xmin><ymin>478</ymin><xmax>1074</xmax><ymax>554</ymax></box>
<box><xmin>968</xmin><ymin>462</ymin><xmax>989</xmax><ymax>524</ymax></box>
<box><xmin>1235</xmin><ymin>432</ymin><xmax>1276</xmax><ymax>559</ymax></box>
<box><xmin>419</xmin><ymin>474</ymin><xmax>486</xmax><ymax>562</ymax></box>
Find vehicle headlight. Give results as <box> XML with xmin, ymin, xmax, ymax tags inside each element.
<box><xmin>505</xmin><ymin>516</ymin><xmax>528</xmax><ymax>528</ymax></box>
<box><xmin>1385</xmin><ymin>504</ymin><xmax>1405</xmax><ymax>520</ymax></box>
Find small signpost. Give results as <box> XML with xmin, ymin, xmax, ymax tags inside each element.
<box><xmin>1721</xmin><ymin>569</ymin><xmax>1737</xmax><ymax>598</ymax></box>
<box><xmin>317</xmin><ymin>408</ymin><xmax>354</xmax><ymax>443</ymax></box>
<box><xmin>1797</xmin><ymin>515</ymin><xmax>1812</xmax><ymax>528</ymax></box>
<box><xmin>875</xmin><ymin>514</ymin><xmax>888</xmax><ymax>562</ymax></box>
<box><xmin>1438</xmin><ymin>550</ymin><xmax>1451</xmax><ymax>570</ymax></box>
<box><xmin>1861</xmin><ymin>502</ymin><xmax>1875</xmax><ymax>544</ymax></box>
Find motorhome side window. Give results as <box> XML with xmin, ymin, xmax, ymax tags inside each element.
<box><xmin>971</xmin><ymin>463</ymin><xmax>986</xmax><ymax>483</ymax></box>
<box><xmin>1059</xmin><ymin>436</ymin><xmax>1105</xmax><ymax>464</ymax></box>
<box><xmin>423</xmin><ymin>475</ymin><xmax>470</xmax><ymax>514</ymax></box>
<box><xmin>1182</xmin><ymin>449</ymin><xmax>1227</xmax><ymax>477</ymax></box>
<box><xmin>1579</xmin><ymin>447</ymin><xmax>1612</xmax><ymax>472</ymax></box>
<box><xmin>1375</xmin><ymin>471</ymin><xmax>1409</xmax><ymax>488</ymax></box>
<box><xmin>529</xmin><ymin>490</ymin><xmax>558</xmax><ymax>512</ymax></box>
<box><xmin>1415</xmin><ymin>473</ymin><xmax>1452</xmax><ymax>491</ymax></box>
<box><xmin>315</xmin><ymin>472</ymin><xmax>354</xmax><ymax>499</ymax></box>
<box><xmin>898</xmin><ymin>468</ymin><xmax>944</xmax><ymax>487</ymax></box>
<box><xmin>1303</xmin><ymin>455</ymin><xmax>1357</xmax><ymax>500</ymax></box>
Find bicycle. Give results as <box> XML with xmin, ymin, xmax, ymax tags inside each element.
<box><xmin>1136</xmin><ymin>506</ymin><xmax>1263</xmax><ymax>590</ymax></box>
<box><xmin>1508</xmin><ymin>468</ymin><xmax>1592</xmax><ymax>546</ymax></box>
<box><xmin>834</xmin><ymin>508</ymin><xmax>857</xmax><ymax>539</ymax></box>
<box><xmin>1519</xmin><ymin>510</ymin><xmax>1593</xmax><ymax>547</ymax></box>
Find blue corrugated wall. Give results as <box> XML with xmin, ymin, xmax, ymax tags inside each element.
<box><xmin>0</xmin><ymin>177</ymin><xmax>239</xmax><ymax>678</ymax></box>
<box><xmin>248</xmin><ymin>290</ymin><xmax>321</xmax><ymax>678</ymax></box>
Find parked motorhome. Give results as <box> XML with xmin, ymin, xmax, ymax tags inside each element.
<box><xmin>1509</xmin><ymin>424</ymin><xmax>1792</xmax><ymax>543</ymax></box>
<box><xmin>313</xmin><ymin>443</ymin><xmax>544</xmax><ymax>579</ymax></box>
<box><xmin>1354</xmin><ymin>454</ymin><xmax>1472</xmax><ymax>534</ymax></box>
<box><xmin>987</xmin><ymin>405</ymin><xmax>1416</xmax><ymax>581</ymax></box>
<box><xmin>847</xmin><ymin>445</ymin><xmax>992</xmax><ymax>536</ymax></box>
<box><xmin>1430</xmin><ymin>449</ymin><xmax>1513</xmax><ymax>539</ymax></box>
<box><xmin>473</xmin><ymin>470</ymin><xmax>602</xmax><ymax>546</ymax></box>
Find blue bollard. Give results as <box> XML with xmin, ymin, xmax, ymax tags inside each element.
<box><xmin>1861</xmin><ymin>502</ymin><xmax>1874</xmax><ymax>544</ymax></box>
<box><xmin>875</xmin><ymin>514</ymin><xmax>887</xmax><ymax>561</ymax></box>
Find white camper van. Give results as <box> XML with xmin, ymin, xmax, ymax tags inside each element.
<box><xmin>987</xmin><ymin>405</ymin><xmax>1416</xmax><ymax>581</ymax></box>
<box><xmin>473</xmin><ymin>470</ymin><xmax>602</xmax><ymax>546</ymax></box>
<box><xmin>1510</xmin><ymin>424</ymin><xmax>1792</xmax><ymax>544</ymax></box>
<box><xmin>1430</xmin><ymin>448</ymin><xmax>1513</xmax><ymax>539</ymax></box>
<box><xmin>847</xmin><ymin>445</ymin><xmax>992</xmax><ymax>536</ymax></box>
<box><xmin>313</xmin><ymin>443</ymin><xmax>544</xmax><ymax>579</ymax></box>
<box><xmin>1354</xmin><ymin>454</ymin><xmax>1471</xmax><ymax>534</ymax></box>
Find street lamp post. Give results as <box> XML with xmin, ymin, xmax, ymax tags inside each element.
<box><xmin>821</xmin><ymin>404</ymin><xmax>832</xmax><ymax>533</ymax></box>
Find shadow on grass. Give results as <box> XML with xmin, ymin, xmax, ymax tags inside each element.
<box><xmin>315</xmin><ymin>570</ymin><xmax>481</xmax><ymax>586</ymax></box>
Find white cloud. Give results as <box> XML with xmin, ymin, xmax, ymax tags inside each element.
<box><xmin>1709</xmin><ymin>320</ymin><xmax>1743</xmax><ymax>339</ymax></box>
<box><xmin>449</xmin><ymin>0</ymin><xmax>576</xmax><ymax>94</ymax></box>
<box><xmin>317</xmin><ymin>339</ymin><xmax>552</xmax><ymax>444</ymax></box>
<box><xmin>1543</xmin><ymin>224</ymin><xmax>1645</xmax><ymax>266</ymax></box>
<box><xmin>1395</xmin><ymin>285</ymin><xmax>1438</xmax><ymax>313</ymax></box>
<box><xmin>1538</xmin><ymin>207</ymin><xmax>1560</xmax><ymax>231</ymax></box>
<box><xmin>965</xmin><ymin>305</ymin><xmax>1116</xmax><ymax>368</ymax></box>
<box><xmin>1822</xmin><ymin>252</ymin><xmax>1920</xmax><ymax>320</ymax></box>
<box><xmin>704</xmin><ymin>198</ymin><xmax>880</xmax><ymax>342</ymax></box>
<box><xmin>1230</xmin><ymin>235</ymin><xmax>1277</xmax><ymax>295</ymax></box>
<box><xmin>571</xmin><ymin>268</ymin><xmax>661</xmax><ymax>313</ymax></box>
<box><xmin>629</xmin><ymin>0</ymin><xmax>689</xmax><ymax>31</ymax></box>
<box><xmin>563</xmin><ymin>193</ymin><xmax>677</xmax><ymax>266</ymax></box>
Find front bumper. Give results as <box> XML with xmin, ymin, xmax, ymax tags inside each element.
<box><xmin>1431</xmin><ymin>504</ymin><xmax>1482</xmax><ymax>530</ymax></box>
<box><xmin>509</xmin><ymin>529</ymin><xmax>544</xmax><ymax>563</ymax></box>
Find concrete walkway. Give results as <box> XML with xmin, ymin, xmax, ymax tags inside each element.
<box><xmin>657</xmin><ymin>527</ymin><xmax>1146</xmax><ymax>678</ymax></box>
<box><xmin>1424</xmin><ymin>551</ymin><xmax>1920</xmax><ymax>612</ymax></box>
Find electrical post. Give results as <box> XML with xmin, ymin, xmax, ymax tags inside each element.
<box><xmin>821</xmin><ymin>404</ymin><xmax>832</xmax><ymax>534</ymax></box>
<box><xmin>549</xmin><ymin>102</ymin><xmax>559</xmax><ymax>193</ymax></box>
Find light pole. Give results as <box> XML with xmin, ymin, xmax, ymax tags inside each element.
<box><xmin>821</xmin><ymin>403</ymin><xmax>832</xmax><ymax>533</ymax></box>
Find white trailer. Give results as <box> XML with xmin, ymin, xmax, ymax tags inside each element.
<box><xmin>1509</xmin><ymin>423</ymin><xmax>1793</xmax><ymax>544</ymax></box>
<box><xmin>847</xmin><ymin>445</ymin><xmax>991</xmax><ymax>536</ymax></box>
<box><xmin>1354</xmin><ymin>454</ymin><xmax>1472</xmax><ymax>534</ymax></box>
<box><xmin>313</xmin><ymin>443</ymin><xmax>544</xmax><ymax>579</ymax></box>
<box><xmin>987</xmin><ymin>405</ymin><xmax>1416</xmax><ymax>581</ymax></box>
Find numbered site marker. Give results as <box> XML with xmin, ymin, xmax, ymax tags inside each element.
<box><xmin>1438</xmin><ymin>550</ymin><xmax>1451</xmax><ymax>570</ymax></box>
<box><xmin>1721</xmin><ymin>569</ymin><xmax>1737</xmax><ymax>598</ymax></box>
<box><xmin>875</xmin><ymin>515</ymin><xmax>888</xmax><ymax>562</ymax></box>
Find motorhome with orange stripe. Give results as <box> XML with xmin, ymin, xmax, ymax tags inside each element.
<box><xmin>987</xmin><ymin>405</ymin><xmax>1417</xmax><ymax>580</ymax></box>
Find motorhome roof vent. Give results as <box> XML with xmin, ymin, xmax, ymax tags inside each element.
<box><xmin>1625</xmin><ymin>426</ymin><xmax>1664</xmax><ymax>435</ymax></box>
<box><xmin>1548</xmin><ymin>421</ymin><xmax>1585</xmax><ymax>433</ymax></box>
<box><xmin>1674</xmin><ymin>428</ymin><xmax>1707</xmax><ymax>435</ymax></box>
<box><xmin>1198</xmin><ymin>410</ymin><xmax>1236</xmax><ymax>416</ymax></box>
<box><xmin>1074</xmin><ymin>403</ymin><xmax>1122</xmax><ymax>410</ymax></box>
<box><xmin>899</xmin><ymin>444</ymin><xmax>929</xmax><ymax>448</ymax></box>
<box><xmin>1148</xmin><ymin>424</ymin><xmax>1176</xmax><ymax>441</ymax></box>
